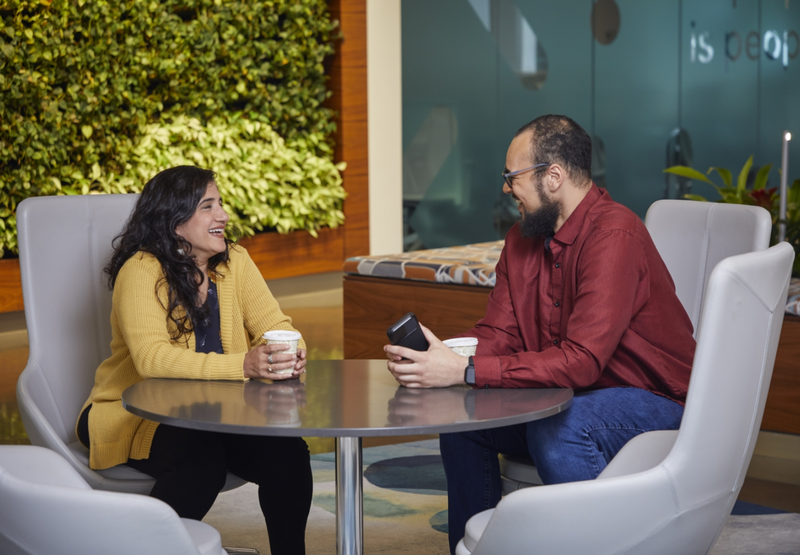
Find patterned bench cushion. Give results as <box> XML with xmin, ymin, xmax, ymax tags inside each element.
<box><xmin>343</xmin><ymin>241</ymin><xmax>503</xmax><ymax>288</ymax></box>
<box><xmin>785</xmin><ymin>278</ymin><xmax>800</xmax><ymax>317</ymax></box>
<box><xmin>344</xmin><ymin>241</ymin><xmax>800</xmax><ymax>314</ymax></box>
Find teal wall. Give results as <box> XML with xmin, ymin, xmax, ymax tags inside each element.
<box><xmin>402</xmin><ymin>0</ymin><xmax>800</xmax><ymax>250</ymax></box>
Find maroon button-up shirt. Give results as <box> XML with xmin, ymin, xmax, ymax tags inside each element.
<box><xmin>468</xmin><ymin>185</ymin><xmax>695</xmax><ymax>404</ymax></box>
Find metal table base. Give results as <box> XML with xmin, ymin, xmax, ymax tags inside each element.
<box><xmin>336</xmin><ymin>437</ymin><xmax>363</xmax><ymax>555</ymax></box>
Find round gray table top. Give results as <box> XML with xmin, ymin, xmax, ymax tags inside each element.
<box><xmin>122</xmin><ymin>359</ymin><xmax>573</xmax><ymax>437</ymax></box>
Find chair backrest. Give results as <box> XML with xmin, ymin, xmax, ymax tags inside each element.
<box><xmin>660</xmin><ymin>242</ymin><xmax>793</xmax><ymax>552</ymax></box>
<box><xmin>0</xmin><ymin>445</ymin><xmax>212</xmax><ymax>555</ymax></box>
<box><xmin>645</xmin><ymin>200</ymin><xmax>772</xmax><ymax>336</ymax></box>
<box><xmin>16</xmin><ymin>194</ymin><xmax>137</xmax><ymax>450</ymax></box>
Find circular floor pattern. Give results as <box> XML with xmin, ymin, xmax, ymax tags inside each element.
<box><xmin>364</xmin><ymin>454</ymin><xmax>447</xmax><ymax>494</ymax></box>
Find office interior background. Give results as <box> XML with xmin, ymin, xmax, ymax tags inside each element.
<box><xmin>400</xmin><ymin>0</ymin><xmax>800</xmax><ymax>251</ymax></box>
<box><xmin>1</xmin><ymin>0</ymin><xmax>800</xmax><ymax>526</ymax></box>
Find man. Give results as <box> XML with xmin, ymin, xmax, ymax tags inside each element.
<box><xmin>384</xmin><ymin>115</ymin><xmax>695</xmax><ymax>554</ymax></box>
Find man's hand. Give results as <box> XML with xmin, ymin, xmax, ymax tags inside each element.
<box><xmin>384</xmin><ymin>324</ymin><xmax>468</xmax><ymax>388</ymax></box>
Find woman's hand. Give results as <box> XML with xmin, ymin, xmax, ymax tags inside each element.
<box><xmin>243</xmin><ymin>344</ymin><xmax>304</xmax><ymax>380</ymax></box>
<box><xmin>294</xmin><ymin>348</ymin><xmax>307</xmax><ymax>373</ymax></box>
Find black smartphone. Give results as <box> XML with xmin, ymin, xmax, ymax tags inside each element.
<box><xmin>387</xmin><ymin>312</ymin><xmax>429</xmax><ymax>352</ymax></box>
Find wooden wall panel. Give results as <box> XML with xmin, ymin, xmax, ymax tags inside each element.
<box><xmin>343</xmin><ymin>275</ymin><xmax>491</xmax><ymax>359</ymax></box>
<box><xmin>762</xmin><ymin>315</ymin><xmax>800</xmax><ymax>435</ymax></box>
<box><xmin>328</xmin><ymin>0</ymin><xmax>370</xmax><ymax>259</ymax></box>
<box><xmin>0</xmin><ymin>259</ymin><xmax>23</xmax><ymax>313</ymax></box>
<box><xmin>240</xmin><ymin>227</ymin><xmax>345</xmax><ymax>281</ymax></box>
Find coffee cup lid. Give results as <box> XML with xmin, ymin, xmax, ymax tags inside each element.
<box><xmin>262</xmin><ymin>330</ymin><xmax>302</xmax><ymax>341</ymax></box>
<box><xmin>443</xmin><ymin>337</ymin><xmax>479</xmax><ymax>347</ymax></box>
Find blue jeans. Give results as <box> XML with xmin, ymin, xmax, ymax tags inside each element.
<box><xmin>439</xmin><ymin>387</ymin><xmax>684</xmax><ymax>554</ymax></box>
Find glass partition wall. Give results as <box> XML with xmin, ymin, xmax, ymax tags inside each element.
<box><xmin>402</xmin><ymin>0</ymin><xmax>800</xmax><ymax>250</ymax></box>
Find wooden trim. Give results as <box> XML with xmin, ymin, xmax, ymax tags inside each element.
<box><xmin>240</xmin><ymin>227</ymin><xmax>345</xmax><ymax>281</ymax></box>
<box><xmin>0</xmin><ymin>258</ymin><xmax>23</xmax><ymax>313</ymax></box>
<box><xmin>328</xmin><ymin>0</ymin><xmax>370</xmax><ymax>259</ymax></box>
<box><xmin>762</xmin><ymin>315</ymin><xmax>800</xmax><ymax>435</ymax></box>
<box><xmin>344</xmin><ymin>275</ymin><xmax>491</xmax><ymax>359</ymax></box>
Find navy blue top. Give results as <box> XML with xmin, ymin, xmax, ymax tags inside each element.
<box><xmin>194</xmin><ymin>278</ymin><xmax>224</xmax><ymax>355</ymax></box>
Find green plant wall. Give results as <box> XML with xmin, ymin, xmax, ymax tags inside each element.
<box><xmin>110</xmin><ymin>113</ymin><xmax>346</xmax><ymax>238</ymax></box>
<box><xmin>0</xmin><ymin>0</ymin><xmax>342</xmax><ymax>256</ymax></box>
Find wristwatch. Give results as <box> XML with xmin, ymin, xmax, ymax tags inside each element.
<box><xmin>464</xmin><ymin>356</ymin><xmax>476</xmax><ymax>386</ymax></box>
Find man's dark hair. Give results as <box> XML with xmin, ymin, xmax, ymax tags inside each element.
<box><xmin>515</xmin><ymin>115</ymin><xmax>592</xmax><ymax>185</ymax></box>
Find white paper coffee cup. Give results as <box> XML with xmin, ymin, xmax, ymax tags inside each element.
<box><xmin>443</xmin><ymin>337</ymin><xmax>478</xmax><ymax>357</ymax></box>
<box><xmin>262</xmin><ymin>330</ymin><xmax>302</xmax><ymax>374</ymax></box>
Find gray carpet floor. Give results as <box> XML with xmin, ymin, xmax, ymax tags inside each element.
<box><xmin>202</xmin><ymin>440</ymin><xmax>800</xmax><ymax>554</ymax></box>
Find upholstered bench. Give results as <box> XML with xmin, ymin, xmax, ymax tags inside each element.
<box><xmin>343</xmin><ymin>241</ymin><xmax>501</xmax><ymax>359</ymax></box>
<box><xmin>342</xmin><ymin>242</ymin><xmax>800</xmax><ymax>435</ymax></box>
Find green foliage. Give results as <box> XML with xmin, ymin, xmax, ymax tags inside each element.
<box><xmin>106</xmin><ymin>113</ymin><xmax>347</xmax><ymax>238</ymax></box>
<box><xmin>0</xmin><ymin>0</ymin><xmax>341</xmax><ymax>257</ymax></box>
<box><xmin>664</xmin><ymin>156</ymin><xmax>800</xmax><ymax>273</ymax></box>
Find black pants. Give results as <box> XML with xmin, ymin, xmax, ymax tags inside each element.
<box><xmin>80</xmin><ymin>407</ymin><xmax>313</xmax><ymax>555</ymax></box>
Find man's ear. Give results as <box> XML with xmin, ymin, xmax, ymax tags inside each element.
<box><xmin>544</xmin><ymin>164</ymin><xmax>565</xmax><ymax>193</ymax></box>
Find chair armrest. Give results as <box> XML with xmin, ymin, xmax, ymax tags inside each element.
<box><xmin>597</xmin><ymin>430</ymin><xmax>678</xmax><ymax>480</ymax></box>
<box><xmin>0</xmin><ymin>445</ymin><xmax>91</xmax><ymax>489</ymax></box>
<box><xmin>471</xmin><ymin>468</ymin><xmax>681</xmax><ymax>555</ymax></box>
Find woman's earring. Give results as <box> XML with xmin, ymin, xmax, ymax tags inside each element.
<box><xmin>177</xmin><ymin>248</ymin><xmax>185</xmax><ymax>255</ymax></box>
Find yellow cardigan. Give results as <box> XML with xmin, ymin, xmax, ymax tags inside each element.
<box><xmin>79</xmin><ymin>245</ymin><xmax>304</xmax><ymax>470</ymax></box>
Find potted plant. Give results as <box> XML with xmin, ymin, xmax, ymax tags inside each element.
<box><xmin>664</xmin><ymin>156</ymin><xmax>800</xmax><ymax>274</ymax></box>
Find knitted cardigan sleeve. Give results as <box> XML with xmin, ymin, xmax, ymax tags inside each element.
<box><xmin>233</xmin><ymin>245</ymin><xmax>307</xmax><ymax>350</ymax></box>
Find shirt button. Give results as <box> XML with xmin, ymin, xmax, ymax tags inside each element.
<box><xmin>484</xmin><ymin>384</ymin><xmax>489</xmax><ymax>389</ymax></box>
<box><xmin>554</xmin><ymin>263</ymin><xmax>561</xmax><ymax>268</ymax></box>
<box><xmin>554</xmin><ymin>301</ymin><xmax>560</xmax><ymax>307</ymax></box>
<box><xmin>553</xmin><ymin>339</ymin><xmax>559</xmax><ymax>345</ymax></box>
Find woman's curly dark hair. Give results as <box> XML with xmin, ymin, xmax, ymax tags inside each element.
<box><xmin>105</xmin><ymin>166</ymin><xmax>232</xmax><ymax>341</ymax></box>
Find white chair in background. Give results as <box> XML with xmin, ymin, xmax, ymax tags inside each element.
<box><xmin>644</xmin><ymin>200</ymin><xmax>773</xmax><ymax>335</ymax></box>
<box><xmin>458</xmin><ymin>242</ymin><xmax>794</xmax><ymax>555</ymax></box>
<box><xmin>500</xmin><ymin>200</ymin><xmax>773</xmax><ymax>491</ymax></box>
<box><xmin>0</xmin><ymin>444</ymin><xmax>225</xmax><ymax>555</ymax></box>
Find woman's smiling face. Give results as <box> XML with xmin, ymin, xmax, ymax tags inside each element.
<box><xmin>175</xmin><ymin>182</ymin><xmax>229</xmax><ymax>265</ymax></box>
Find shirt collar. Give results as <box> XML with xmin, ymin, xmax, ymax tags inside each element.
<box><xmin>552</xmin><ymin>183</ymin><xmax>603</xmax><ymax>246</ymax></box>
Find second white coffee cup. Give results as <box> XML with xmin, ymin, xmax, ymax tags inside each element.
<box><xmin>443</xmin><ymin>337</ymin><xmax>478</xmax><ymax>357</ymax></box>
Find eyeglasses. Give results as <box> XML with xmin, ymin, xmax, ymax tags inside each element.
<box><xmin>502</xmin><ymin>163</ymin><xmax>550</xmax><ymax>189</ymax></box>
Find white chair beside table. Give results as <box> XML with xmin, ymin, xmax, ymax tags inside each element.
<box><xmin>500</xmin><ymin>200</ymin><xmax>774</xmax><ymax>492</ymax></box>
<box><xmin>459</xmin><ymin>241</ymin><xmax>795</xmax><ymax>554</ymax></box>
<box><xmin>0</xmin><ymin>444</ymin><xmax>225</xmax><ymax>555</ymax></box>
<box><xmin>13</xmin><ymin>194</ymin><xmax>251</xmax><ymax>554</ymax></box>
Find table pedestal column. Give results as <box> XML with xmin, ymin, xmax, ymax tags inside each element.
<box><xmin>336</xmin><ymin>436</ymin><xmax>363</xmax><ymax>555</ymax></box>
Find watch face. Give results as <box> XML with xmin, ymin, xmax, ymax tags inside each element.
<box><xmin>465</xmin><ymin>363</ymin><xmax>476</xmax><ymax>385</ymax></box>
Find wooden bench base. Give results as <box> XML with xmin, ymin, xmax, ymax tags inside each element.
<box><xmin>343</xmin><ymin>275</ymin><xmax>800</xmax><ymax>435</ymax></box>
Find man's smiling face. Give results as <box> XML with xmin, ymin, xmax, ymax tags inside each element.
<box><xmin>504</xmin><ymin>132</ymin><xmax>562</xmax><ymax>238</ymax></box>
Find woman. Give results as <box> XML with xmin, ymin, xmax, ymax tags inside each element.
<box><xmin>76</xmin><ymin>166</ymin><xmax>312</xmax><ymax>554</ymax></box>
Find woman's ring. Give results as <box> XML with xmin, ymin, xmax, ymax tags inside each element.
<box><xmin>268</xmin><ymin>354</ymin><xmax>274</xmax><ymax>364</ymax></box>
<box><xmin>268</xmin><ymin>366</ymin><xmax>272</xmax><ymax>373</ymax></box>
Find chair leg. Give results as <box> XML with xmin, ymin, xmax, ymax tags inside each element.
<box><xmin>223</xmin><ymin>548</ymin><xmax>259</xmax><ymax>554</ymax></box>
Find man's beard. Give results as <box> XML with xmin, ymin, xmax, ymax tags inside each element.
<box><xmin>519</xmin><ymin>180</ymin><xmax>561</xmax><ymax>239</ymax></box>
